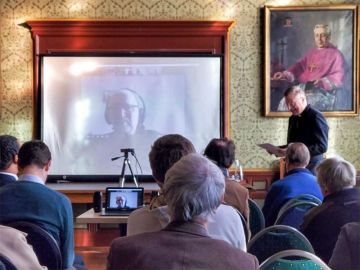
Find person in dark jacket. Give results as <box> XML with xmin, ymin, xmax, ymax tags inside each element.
<box><xmin>301</xmin><ymin>157</ymin><xmax>360</xmax><ymax>263</ymax></box>
<box><xmin>0</xmin><ymin>135</ymin><xmax>20</xmax><ymax>187</ymax></box>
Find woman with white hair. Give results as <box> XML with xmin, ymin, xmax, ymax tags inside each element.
<box><xmin>300</xmin><ymin>156</ymin><xmax>360</xmax><ymax>263</ymax></box>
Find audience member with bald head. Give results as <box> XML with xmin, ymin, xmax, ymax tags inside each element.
<box><xmin>262</xmin><ymin>142</ymin><xmax>323</xmax><ymax>226</ymax></box>
<box><xmin>108</xmin><ymin>153</ymin><xmax>259</xmax><ymax>270</ymax></box>
<box><xmin>301</xmin><ymin>157</ymin><xmax>360</xmax><ymax>263</ymax></box>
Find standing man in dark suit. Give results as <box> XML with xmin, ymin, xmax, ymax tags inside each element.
<box><xmin>285</xmin><ymin>86</ymin><xmax>328</xmax><ymax>173</ymax></box>
<box><xmin>0</xmin><ymin>135</ymin><xmax>20</xmax><ymax>187</ymax></box>
<box><xmin>268</xmin><ymin>85</ymin><xmax>329</xmax><ymax>174</ymax></box>
<box><xmin>107</xmin><ymin>153</ymin><xmax>259</xmax><ymax>270</ymax></box>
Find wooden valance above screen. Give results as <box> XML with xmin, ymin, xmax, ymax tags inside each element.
<box><xmin>23</xmin><ymin>20</ymin><xmax>235</xmax><ymax>138</ymax></box>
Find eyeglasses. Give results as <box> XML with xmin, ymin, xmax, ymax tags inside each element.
<box><xmin>107</xmin><ymin>104</ymin><xmax>139</xmax><ymax>113</ymax></box>
<box><xmin>286</xmin><ymin>96</ymin><xmax>301</xmax><ymax>110</ymax></box>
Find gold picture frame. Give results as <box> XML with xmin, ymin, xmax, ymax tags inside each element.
<box><xmin>264</xmin><ymin>5</ymin><xmax>358</xmax><ymax>117</ymax></box>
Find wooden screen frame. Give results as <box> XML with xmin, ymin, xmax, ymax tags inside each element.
<box><xmin>24</xmin><ymin>20</ymin><xmax>234</xmax><ymax>138</ymax></box>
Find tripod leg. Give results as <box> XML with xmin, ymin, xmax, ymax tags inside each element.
<box><xmin>127</xmin><ymin>160</ymin><xmax>139</xmax><ymax>187</ymax></box>
<box><xmin>120</xmin><ymin>158</ymin><xmax>127</xmax><ymax>187</ymax></box>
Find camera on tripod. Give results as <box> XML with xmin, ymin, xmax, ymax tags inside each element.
<box><xmin>113</xmin><ymin>148</ymin><xmax>138</xmax><ymax>187</ymax></box>
<box><xmin>121</xmin><ymin>148</ymin><xmax>134</xmax><ymax>154</ymax></box>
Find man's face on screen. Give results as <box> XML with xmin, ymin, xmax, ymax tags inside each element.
<box><xmin>105</xmin><ymin>91</ymin><xmax>140</xmax><ymax>135</ymax></box>
<box><xmin>116</xmin><ymin>196</ymin><xmax>126</xmax><ymax>207</ymax></box>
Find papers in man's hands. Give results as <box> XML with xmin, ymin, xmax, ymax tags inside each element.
<box><xmin>258</xmin><ymin>143</ymin><xmax>283</xmax><ymax>157</ymax></box>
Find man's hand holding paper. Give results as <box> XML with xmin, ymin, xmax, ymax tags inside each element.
<box><xmin>258</xmin><ymin>143</ymin><xmax>286</xmax><ymax>157</ymax></box>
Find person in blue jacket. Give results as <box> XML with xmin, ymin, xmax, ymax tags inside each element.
<box><xmin>0</xmin><ymin>140</ymin><xmax>86</xmax><ymax>269</ymax></box>
<box><xmin>262</xmin><ymin>142</ymin><xmax>323</xmax><ymax>226</ymax></box>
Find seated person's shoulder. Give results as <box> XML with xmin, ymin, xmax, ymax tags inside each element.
<box><xmin>128</xmin><ymin>205</ymin><xmax>150</xmax><ymax>218</ymax></box>
<box><xmin>226</xmin><ymin>178</ymin><xmax>249</xmax><ymax>191</ymax></box>
<box><xmin>214</xmin><ymin>204</ymin><xmax>240</xmax><ymax>219</ymax></box>
<box><xmin>44</xmin><ymin>187</ymin><xmax>72</xmax><ymax>206</ymax></box>
<box><xmin>209</xmin><ymin>238</ymin><xmax>259</xmax><ymax>268</ymax></box>
<box><xmin>127</xmin><ymin>205</ymin><xmax>169</xmax><ymax>236</ymax></box>
<box><xmin>268</xmin><ymin>178</ymin><xmax>286</xmax><ymax>190</ymax></box>
<box><xmin>0</xmin><ymin>225</ymin><xmax>24</xmax><ymax>239</ymax></box>
<box><xmin>0</xmin><ymin>225</ymin><xmax>45</xmax><ymax>270</ymax></box>
<box><xmin>342</xmin><ymin>221</ymin><xmax>360</xmax><ymax>235</ymax></box>
<box><xmin>129</xmin><ymin>205</ymin><xmax>168</xmax><ymax>218</ymax></box>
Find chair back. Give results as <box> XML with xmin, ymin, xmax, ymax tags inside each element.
<box><xmin>236</xmin><ymin>210</ymin><xmax>249</xmax><ymax>243</ymax></box>
<box><xmin>248</xmin><ymin>198</ymin><xmax>265</xmax><ymax>238</ymax></box>
<box><xmin>0</xmin><ymin>254</ymin><xmax>17</xmax><ymax>270</ymax></box>
<box><xmin>278</xmin><ymin>194</ymin><xmax>322</xmax><ymax>218</ymax></box>
<box><xmin>5</xmin><ymin>221</ymin><xmax>62</xmax><ymax>270</ymax></box>
<box><xmin>260</xmin><ymin>249</ymin><xmax>331</xmax><ymax>270</ymax></box>
<box><xmin>275</xmin><ymin>201</ymin><xmax>319</xmax><ymax>229</ymax></box>
<box><xmin>247</xmin><ymin>224</ymin><xmax>314</xmax><ymax>264</ymax></box>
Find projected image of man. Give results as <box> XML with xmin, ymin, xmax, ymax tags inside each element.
<box><xmin>101</xmin><ymin>89</ymin><xmax>161</xmax><ymax>153</ymax></box>
<box><xmin>105</xmin><ymin>90</ymin><xmax>143</xmax><ymax>136</ymax></box>
<box><xmin>80</xmin><ymin>88</ymin><xmax>161</xmax><ymax>174</ymax></box>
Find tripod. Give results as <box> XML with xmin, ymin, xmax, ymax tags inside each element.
<box><xmin>119</xmin><ymin>149</ymin><xmax>139</xmax><ymax>187</ymax></box>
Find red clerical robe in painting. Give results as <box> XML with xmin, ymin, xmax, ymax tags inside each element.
<box><xmin>286</xmin><ymin>44</ymin><xmax>345</xmax><ymax>91</ymax></box>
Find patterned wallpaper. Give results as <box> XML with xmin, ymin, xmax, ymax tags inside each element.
<box><xmin>0</xmin><ymin>0</ymin><xmax>360</xmax><ymax>170</ymax></box>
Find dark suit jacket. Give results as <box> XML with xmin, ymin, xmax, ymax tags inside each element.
<box><xmin>107</xmin><ymin>221</ymin><xmax>259</xmax><ymax>270</ymax></box>
<box><xmin>301</xmin><ymin>188</ymin><xmax>360</xmax><ymax>263</ymax></box>
<box><xmin>0</xmin><ymin>173</ymin><xmax>16</xmax><ymax>188</ymax></box>
<box><xmin>329</xmin><ymin>222</ymin><xmax>360</xmax><ymax>270</ymax></box>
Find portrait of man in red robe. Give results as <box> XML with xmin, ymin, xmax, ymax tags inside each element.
<box><xmin>268</xmin><ymin>9</ymin><xmax>355</xmax><ymax>113</ymax></box>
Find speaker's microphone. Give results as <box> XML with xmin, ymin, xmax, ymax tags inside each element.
<box><xmin>111</xmin><ymin>156</ymin><xmax>121</xmax><ymax>161</ymax></box>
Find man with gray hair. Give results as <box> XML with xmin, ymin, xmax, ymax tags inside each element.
<box><xmin>262</xmin><ymin>142</ymin><xmax>323</xmax><ymax>226</ymax></box>
<box><xmin>301</xmin><ymin>157</ymin><xmax>360</xmax><ymax>263</ymax></box>
<box><xmin>107</xmin><ymin>153</ymin><xmax>259</xmax><ymax>270</ymax></box>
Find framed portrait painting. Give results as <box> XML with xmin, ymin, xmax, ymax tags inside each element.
<box><xmin>264</xmin><ymin>5</ymin><xmax>358</xmax><ymax>116</ymax></box>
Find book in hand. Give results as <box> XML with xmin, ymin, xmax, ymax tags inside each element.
<box><xmin>258</xmin><ymin>143</ymin><xmax>285</xmax><ymax>157</ymax></box>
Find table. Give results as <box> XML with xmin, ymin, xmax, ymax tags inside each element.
<box><xmin>47</xmin><ymin>182</ymin><xmax>159</xmax><ymax>203</ymax></box>
<box><xmin>76</xmin><ymin>208</ymin><xmax>129</xmax><ymax>232</ymax></box>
